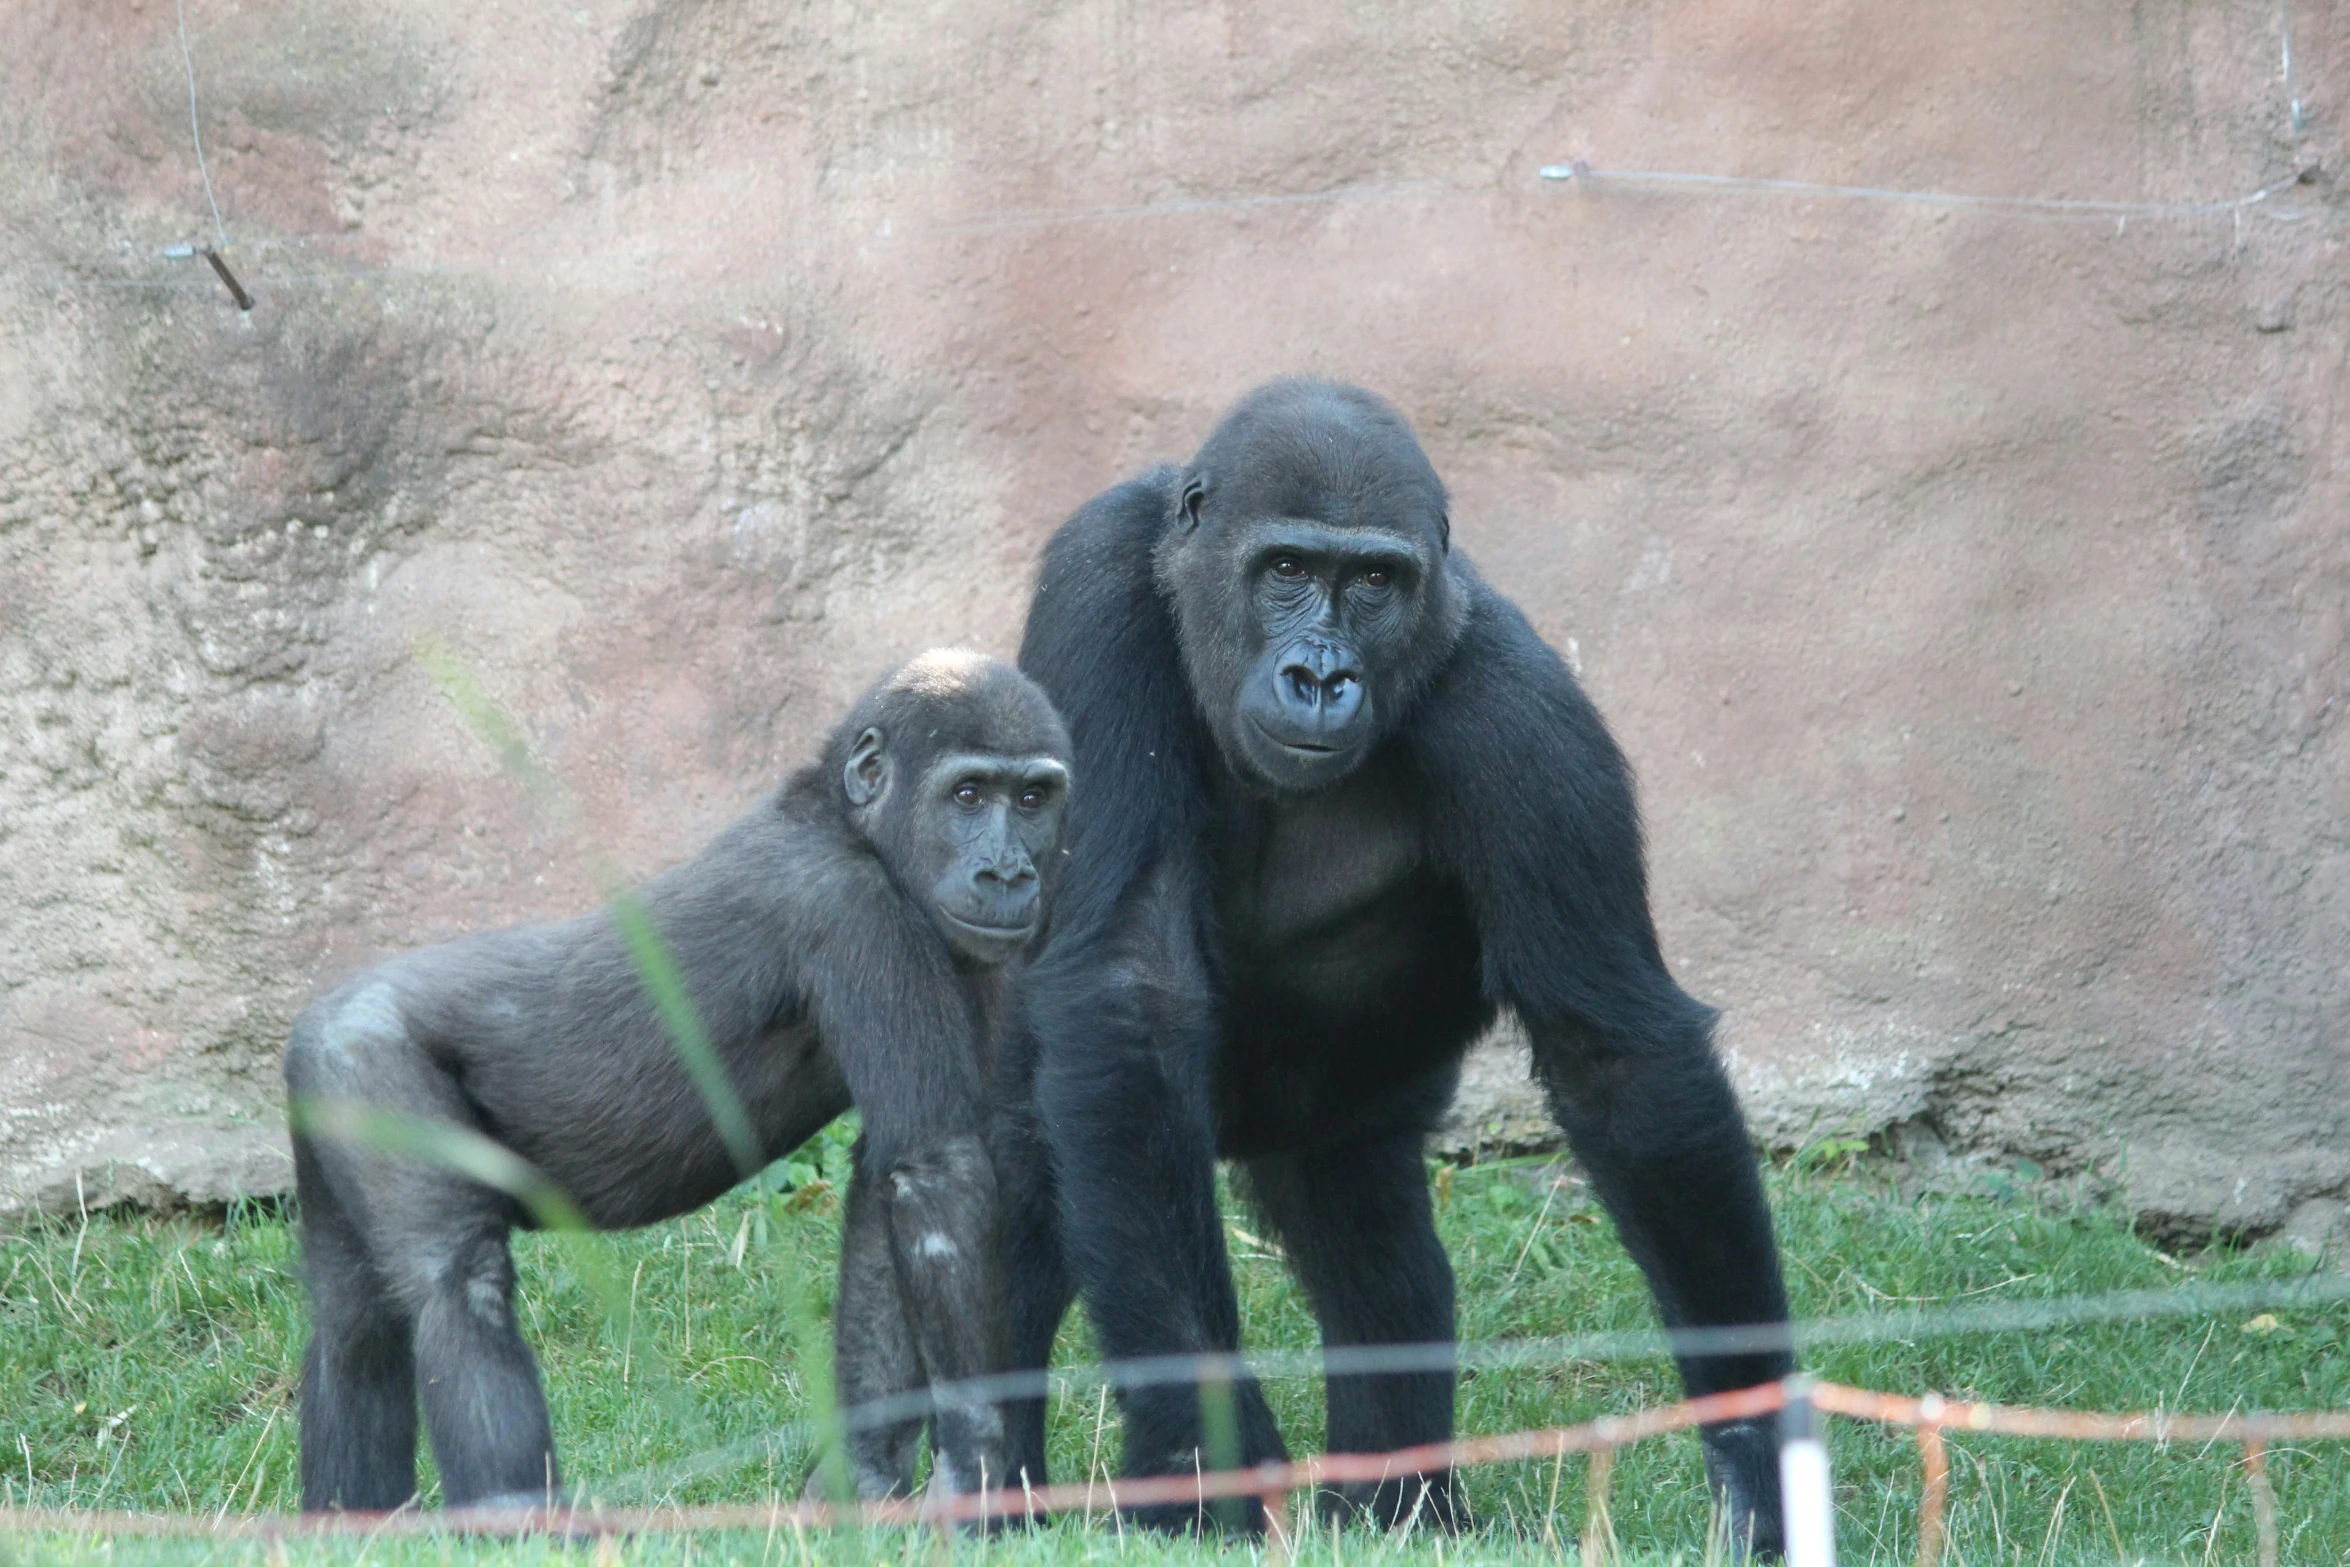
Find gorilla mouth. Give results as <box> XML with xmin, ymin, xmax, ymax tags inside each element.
<box><xmin>942</xmin><ymin>911</ymin><xmax>1036</xmax><ymax>938</ymax></box>
<box><xmin>1249</xmin><ymin>718</ymin><xmax>1346</xmax><ymax>757</ymax></box>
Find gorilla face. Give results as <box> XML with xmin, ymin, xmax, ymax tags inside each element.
<box><xmin>1218</xmin><ymin>518</ymin><xmax>1434</xmax><ymax>788</ymax></box>
<box><xmin>911</xmin><ymin>749</ymin><xmax>1070</xmax><ymax>962</ymax></box>
<box><xmin>1155</xmin><ymin>380</ymin><xmax>1467</xmax><ymax>794</ymax></box>
<box><xmin>842</xmin><ymin>730</ymin><xmax>1072</xmax><ymax>965</ymax></box>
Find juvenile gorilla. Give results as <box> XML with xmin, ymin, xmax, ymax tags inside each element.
<box><xmin>286</xmin><ymin>651</ymin><xmax>1070</xmax><ymax>1513</ymax></box>
<box><xmin>1002</xmin><ymin>382</ymin><xmax>1792</xmax><ymax>1546</ymax></box>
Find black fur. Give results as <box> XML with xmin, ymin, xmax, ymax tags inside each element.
<box><xmin>286</xmin><ymin>651</ymin><xmax>1071</xmax><ymax>1513</ymax></box>
<box><xmin>1004</xmin><ymin>381</ymin><xmax>1791</xmax><ymax>1546</ymax></box>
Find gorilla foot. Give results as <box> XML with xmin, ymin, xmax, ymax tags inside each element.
<box><xmin>1122</xmin><ymin>1492</ymin><xmax>1270</xmax><ymax>1537</ymax></box>
<box><xmin>1315</xmin><ymin>1473</ymin><xmax>1469</xmax><ymax>1535</ymax></box>
<box><xmin>442</xmin><ymin>1488</ymin><xmax>593</xmax><ymax>1539</ymax></box>
<box><xmin>1702</xmin><ymin>1415</ymin><xmax>1785</xmax><ymax>1560</ymax></box>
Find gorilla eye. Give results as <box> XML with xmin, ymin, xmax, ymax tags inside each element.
<box><xmin>1360</xmin><ymin>565</ymin><xmax>1393</xmax><ymax>589</ymax></box>
<box><xmin>1017</xmin><ymin>786</ymin><xmax>1046</xmax><ymax>811</ymax></box>
<box><xmin>952</xmin><ymin>781</ymin><xmax>983</xmax><ymax>807</ymax></box>
<box><xmin>1270</xmin><ymin>557</ymin><xmax>1307</xmax><ymax>580</ymax></box>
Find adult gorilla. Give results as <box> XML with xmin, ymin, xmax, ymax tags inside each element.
<box><xmin>1001</xmin><ymin>380</ymin><xmax>1790</xmax><ymax>1546</ymax></box>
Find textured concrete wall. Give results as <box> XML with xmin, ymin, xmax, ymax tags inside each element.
<box><xmin>2</xmin><ymin>0</ymin><xmax>2343</xmax><ymax>1241</ymax></box>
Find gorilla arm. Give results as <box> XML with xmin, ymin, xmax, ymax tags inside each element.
<box><xmin>1405</xmin><ymin>576</ymin><xmax>1793</xmax><ymax>1551</ymax></box>
<box><xmin>801</xmin><ymin>859</ymin><xmax>1008</xmax><ymax>1499</ymax></box>
<box><xmin>1009</xmin><ymin>473</ymin><xmax>1288</xmax><ymax>1521</ymax></box>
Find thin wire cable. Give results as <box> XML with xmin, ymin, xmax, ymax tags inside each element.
<box><xmin>601</xmin><ymin>1268</ymin><xmax>2350</xmax><ymax>1500</ymax></box>
<box><xmin>1</xmin><ymin>152</ymin><xmax>2331</xmax><ymax>298</ymax></box>
<box><xmin>0</xmin><ymin>177</ymin><xmax>1440</xmax><ymax>293</ymax></box>
<box><xmin>10</xmin><ymin>1379</ymin><xmax>2350</xmax><ymax>1538</ymax></box>
<box><xmin>174</xmin><ymin>0</ymin><xmax>227</xmax><ymax>249</ymax></box>
<box><xmin>1539</xmin><ymin>163</ymin><xmax>2306</xmax><ymax>222</ymax></box>
<box><xmin>928</xmin><ymin>178</ymin><xmax>1444</xmax><ymax>235</ymax></box>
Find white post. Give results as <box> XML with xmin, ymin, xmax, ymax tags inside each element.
<box><xmin>1778</xmin><ymin>1376</ymin><xmax>1837</xmax><ymax>1567</ymax></box>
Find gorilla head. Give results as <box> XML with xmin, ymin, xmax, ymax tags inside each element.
<box><xmin>831</xmin><ymin>648</ymin><xmax>1074</xmax><ymax>964</ymax></box>
<box><xmin>1154</xmin><ymin>380</ymin><xmax>1470</xmax><ymax>792</ymax></box>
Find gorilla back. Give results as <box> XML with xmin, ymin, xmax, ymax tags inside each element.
<box><xmin>1005</xmin><ymin>380</ymin><xmax>1792</xmax><ymax>1546</ymax></box>
<box><xmin>286</xmin><ymin>650</ymin><xmax>1071</xmax><ymax>1513</ymax></box>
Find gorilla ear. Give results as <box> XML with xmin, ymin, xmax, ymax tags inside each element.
<box><xmin>843</xmin><ymin>727</ymin><xmax>889</xmax><ymax>808</ymax></box>
<box><xmin>1437</xmin><ymin>510</ymin><xmax>1451</xmax><ymax>553</ymax></box>
<box><xmin>1176</xmin><ymin>472</ymin><xmax>1209</xmax><ymax>534</ymax></box>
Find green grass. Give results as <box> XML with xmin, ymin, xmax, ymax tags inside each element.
<box><xmin>2</xmin><ymin>1143</ymin><xmax>2344</xmax><ymax>1566</ymax></box>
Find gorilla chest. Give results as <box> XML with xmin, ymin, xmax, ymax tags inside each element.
<box><xmin>1213</xmin><ymin>768</ymin><xmax>1424</xmax><ymax>947</ymax></box>
<box><xmin>1203</xmin><ymin>765</ymin><xmax>1475</xmax><ymax>1047</ymax></box>
<box><xmin>1204</xmin><ymin>767</ymin><xmax>1487</xmax><ymax>1153</ymax></box>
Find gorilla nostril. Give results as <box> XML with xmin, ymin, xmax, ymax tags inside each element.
<box><xmin>1283</xmin><ymin>666</ymin><xmax>1322</xmax><ymax>706</ymax></box>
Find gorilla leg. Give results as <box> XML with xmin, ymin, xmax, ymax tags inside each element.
<box><xmin>1244</xmin><ymin>1130</ymin><xmax>1463</xmax><ymax>1531</ymax></box>
<box><xmin>993</xmin><ymin>1088</ymin><xmax>1074</xmax><ymax>1494</ymax></box>
<box><xmin>831</xmin><ymin>1165</ymin><xmax>926</xmax><ymax>1499</ymax></box>
<box><xmin>876</xmin><ymin>1135</ymin><xmax>1008</xmax><ymax>1498</ymax></box>
<box><xmin>295</xmin><ymin>1139</ymin><xmax>419</xmax><ymax>1512</ymax></box>
<box><xmin>296</xmin><ymin>1009</ymin><xmax>560</xmax><ymax>1512</ymax></box>
<box><xmin>359</xmin><ymin>1166</ymin><xmax>557</xmax><ymax>1511</ymax></box>
<box><xmin>1532</xmin><ymin>1011</ymin><xmax>1790</xmax><ymax>1555</ymax></box>
<box><xmin>406</xmin><ymin>1227</ymin><xmax>556</xmax><ymax>1508</ymax></box>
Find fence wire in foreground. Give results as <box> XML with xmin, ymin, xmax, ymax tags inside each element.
<box><xmin>609</xmin><ymin>1271</ymin><xmax>2350</xmax><ymax>1501</ymax></box>
<box><xmin>4</xmin><ymin>1375</ymin><xmax>2344</xmax><ymax>1567</ymax></box>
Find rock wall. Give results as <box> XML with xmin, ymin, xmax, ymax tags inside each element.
<box><xmin>2</xmin><ymin>0</ymin><xmax>2344</xmax><ymax>1240</ymax></box>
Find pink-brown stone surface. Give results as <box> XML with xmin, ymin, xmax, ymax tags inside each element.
<box><xmin>2</xmin><ymin>0</ymin><xmax>2344</xmax><ymax>1243</ymax></box>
